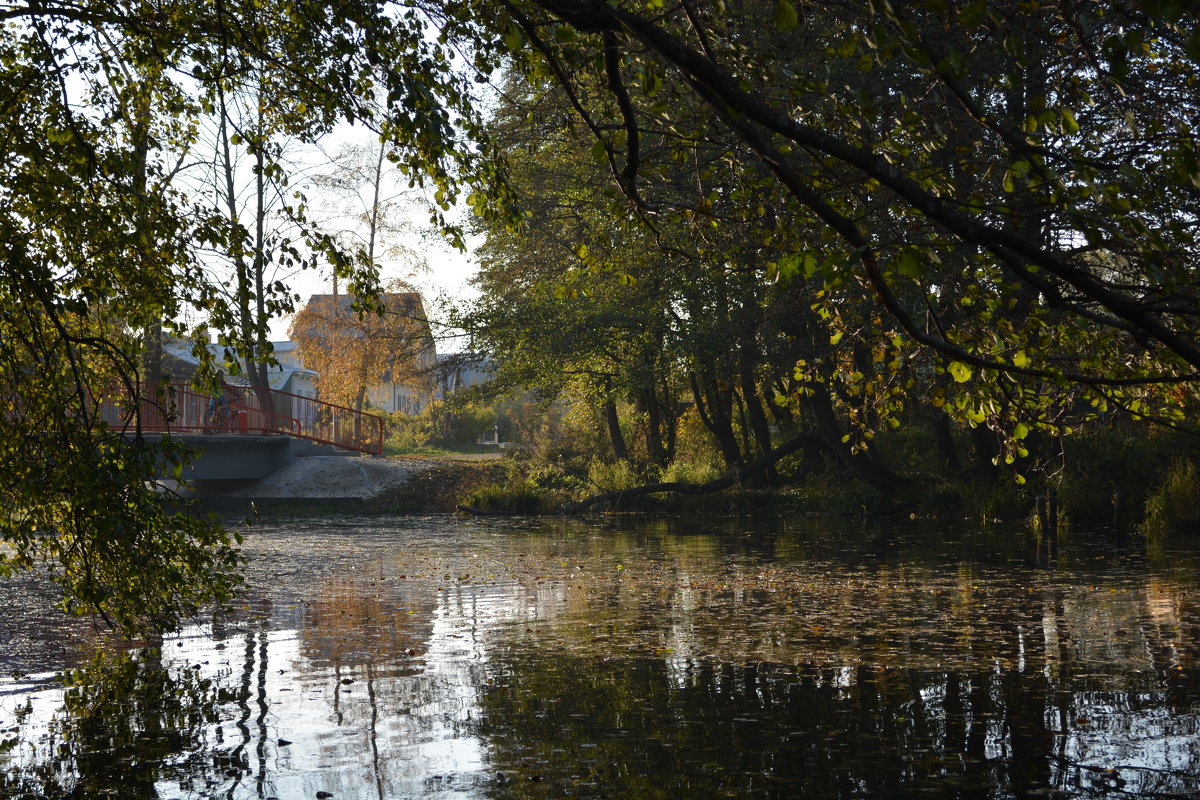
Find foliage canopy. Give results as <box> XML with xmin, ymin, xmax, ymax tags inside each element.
<box><xmin>452</xmin><ymin>0</ymin><xmax>1200</xmax><ymax>495</ymax></box>
<box><xmin>289</xmin><ymin>290</ymin><xmax>435</xmax><ymax>413</ymax></box>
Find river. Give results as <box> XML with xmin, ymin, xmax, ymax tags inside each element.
<box><xmin>2</xmin><ymin>515</ymin><xmax>1198</xmax><ymax>799</ymax></box>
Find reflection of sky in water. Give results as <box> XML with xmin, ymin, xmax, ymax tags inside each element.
<box><xmin>161</xmin><ymin>591</ymin><xmax>507</xmax><ymax>798</ymax></box>
<box><xmin>2</xmin><ymin>518</ymin><xmax>1200</xmax><ymax>798</ymax></box>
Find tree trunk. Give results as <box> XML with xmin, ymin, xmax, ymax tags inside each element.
<box><xmin>732</xmin><ymin>387</ymin><xmax>752</xmax><ymax>459</ymax></box>
<box><xmin>659</xmin><ymin>374</ymin><xmax>677</xmax><ymax>463</ymax></box>
<box><xmin>806</xmin><ymin>382</ymin><xmax>913</xmax><ymax>498</ymax></box>
<box><xmin>640</xmin><ymin>391</ymin><xmax>668</xmax><ymax>468</ymax></box>
<box><xmin>692</xmin><ymin>371</ymin><xmax>743</xmax><ymax>469</ymax></box>
<box><xmin>739</xmin><ymin>360</ymin><xmax>776</xmax><ymax>483</ymax></box>
<box><xmin>933</xmin><ymin>412</ymin><xmax>962</xmax><ymax>475</ymax></box>
<box><xmin>603</xmin><ymin>396</ymin><xmax>629</xmax><ymax>462</ymax></box>
<box><xmin>354</xmin><ymin>386</ymin><xmax>367</xmax><ymax>416</ymax></box>
<box><xmin>970</xmin><ymin>425</ymin><xmax>1000</xmax><ymax>483</ymax></box>
<box><xmin>129</xmin><ymin>89</ymin><xmax>164</xmax><ymax>423</ymax></box>
<box><xmin>249</xmin><ymin>138</ymin><xmax>273</xmax><ymax>419</ymax></box>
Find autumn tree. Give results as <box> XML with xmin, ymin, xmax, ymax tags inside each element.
<box><xmin>289</xmin><ymin>288</ymin><xmax>436</xmax><ymax>413</ymax></box>
<box><xmin>461</xmin><ymin>41</ymin><xmax>915</xmax><ymax>492</ymax></box>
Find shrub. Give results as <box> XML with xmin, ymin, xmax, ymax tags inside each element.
<box><xmin>585</xmin><ymin>457</ymin><xmax>641</xmax><ymax>493</ymax></box>
<box><xmin>385</xmin><ymin>400</ymin><xmax>501</xmax><ymax>454</ymax></box>
<box><xmin>1144</xmin><ymin>459</ymin><xmax>1200</xmax><ymax>531</ymax></box>
<box><xmin>660</xmin><ymin>456</ymin><xmax>722</xmax><ymax>486</ymax></box>
<box><xmin>463</xmin><ymin>477</ymin><xmax>554</xmax><ymax>514</ymax></box>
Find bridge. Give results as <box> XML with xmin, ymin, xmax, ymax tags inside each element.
<box><xmin>99</xmin><ymin>383</ymin><xmax>387</xmax><ymax>482</ymax></box>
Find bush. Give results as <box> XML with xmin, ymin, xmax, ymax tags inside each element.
<box><xmin>660</xmin><ymin>456</ymin><xmax>722</xmax><ymax>486</ymax></box>
<box><xmin>385</xmin><ymin>400</ymin><xmax>499</xmax><ymax>454</ymax></box>
<box><xmin>386</xmin><ymin>408</ymin><xmax>438</xmax><ymax>453</ymax></box>
<box><xmin>1144</xmin><ymin>459</ymin><xmax>1200</xmax><ymax>531</ymax></box>
<box><xmin>585</xmin><ymin>457</ymin><xmax>641</xmax><ymax>493</ymax></box>
<box><xmin>463</xmin><ymin>476</ymin><xmax>555</xmax><ymax>514</ymax></box>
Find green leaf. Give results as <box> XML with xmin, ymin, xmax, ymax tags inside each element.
<box><xmin>502</xmin><ymin>27</ymin><xmax>525</xmax><ymax>51</ymax></box>
<box><xmin>959</xmin><ymin>1</ymin><xmax>987</xmax><ymax>27</ymax></box>
<box><xmin>775</xmin><ymin>1</ymin><xmax>799</xmax><ymax>32</ymax></box>
<box><xmin>775</xmin><ymin>253</ymin><xmax>801</xmax><ymax>281</ymax></box>
<box><xmin>1014</xmin><ymin>423</ymin><xmax>1029</xmax><ymax>440</ymax></box>
<box><xmin>948</xmin><ymin>361</ymin><xmax>973</xmax><ymax>383</ymax></box>
<box><xmin>1061</xmin><ymin>108</ymin><xmax>1080</xmax><ymax>135</ymax></box>
<box><xmin>803</xmin><ymin>253</ymin><xmax>818</xmax><ymax>279</ymax></box>
<box><xmin>591</xmin><ymin>138</ymin><xmax>609</xmax><ymax>164</ymax></box>
<box><xmin>896</xmin><ymin>247</ymin><xmax>925</xmax><ymax>279</ymax></box>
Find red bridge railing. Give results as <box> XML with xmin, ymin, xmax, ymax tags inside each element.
<box><xmin>98</xmin><ymin>383</ymin><xmax>386</xmax><ymax>455</ymax></box>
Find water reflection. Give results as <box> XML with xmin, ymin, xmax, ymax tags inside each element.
<box><xmin>1</xmin><ymin>517</ymin><xmax>1199</xmax><ymax>798</ymax></box>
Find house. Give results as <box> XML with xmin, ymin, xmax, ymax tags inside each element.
<box><xmin>268</xmin><ymin>341</ymin><xmax>319</xmax><ymax>399</ymax></box>
<box><xmin>161</xmin><ymin>336</ymin><xmax>317</xmax><ymax>399</ymax></box>
<box><xmin>289</xmin><ymin>292</ymin><xmax>436</xmax><ymax>415</ymax></box>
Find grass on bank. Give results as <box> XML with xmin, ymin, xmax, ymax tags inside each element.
<box><xmin>445</xmin><ymin>438</ymin><xmax>1200</xmax><ymax>527</ymax></box>
<box><xmin>377</xmin><ymin>396</ymin><xmax>1200</xmax><ymax>526</ymax></box>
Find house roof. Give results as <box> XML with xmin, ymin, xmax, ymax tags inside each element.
<box><xmin>161</xmin><ymin>337</ymin><xmax>315</xmax><ymax>388</ymax></box>
<box><xmin>300</xmin><ymin>292</ymin><xmax>429</xmax><ymax>325</ymax></box>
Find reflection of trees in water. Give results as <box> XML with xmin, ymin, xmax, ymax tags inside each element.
<box><xmin>467</xmin><ymin>540</ymin><xmax>1200</xmax><ymax>800</ymax></box>
<box><xmin>276</xmin><ymin>578</ymin><xmax>494</xmax><ymax>798</ymax></box>
<box><xmin>475</xmin><ymin>652</ymin><xmax>1200</xmax><ymax>798</ymax></box>
<box><xmin>217</xmin><ymin>629</ymin><xmax>272</xmax><ymax>800</ymax></box>
<box><xmin>296</xmin><ymin>577</ymin><xmax>436</xmax><ymax>797</ymax></box>
<box><xmin>5</xmin><ymin>521</ymin><xmax>1200</xmax><ymax>799</ymax></box>
<box><xmin>0</xmin><ymin>649</ymin><xmax>223</xmax><ymax>798</ymax></box>
<box><xmin>300</xmin><ymin>586</ymin><xmax>432</xmax><ymax>666</ymax></box>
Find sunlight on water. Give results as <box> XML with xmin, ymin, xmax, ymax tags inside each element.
<box><xmin>2</xmin><ymin>516</ymin><xmax>1199</xmax><ymax>798</ymax></box>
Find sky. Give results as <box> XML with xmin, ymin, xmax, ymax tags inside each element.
<box><xmin>194</xmin><ymin>120</ymin><xmax>484</xmax><ymax>353</ymax></box>
<box><xmin>270</xmin><ymin>221</ymin><xmax>481</xmax><ymax>353</ymax></box>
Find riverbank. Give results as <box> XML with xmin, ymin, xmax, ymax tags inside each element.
<box><xmin>184</xmin><ymin>451</ymin><xmax>995</xmax><ymax>521</ymax></box>
<box><xmin>187</xmin><ymin>453</ymin><xmax>508</xmax><ymax>515</ymax></box>
<box><xmin>181</xmin><ymin>446</ymin><xmax>1200</xmax><ymax>531</ymax></box>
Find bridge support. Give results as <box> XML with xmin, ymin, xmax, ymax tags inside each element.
<box><xmin>180</xmin><ymin>434</ymin><xmax>296</xmax><ymax>480</ymax></box>
<box><xmin>138</xmin><ymin>432</ymin><xmax>357</xmax><ymax>483</ymax></box>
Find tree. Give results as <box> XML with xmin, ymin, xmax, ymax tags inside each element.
<box><xmin>461</xmin><ymin>47</ymin><xmax>916</xmax><ymax>492</ymax></box>
<box><xmin>460</xmin><ymin>71</ymin><xmax>685</xmax><ymax>469</ymax></box>
<box><xmin>0</xmin><ymin>5</ymin><xmax>241</xmax><ymax>633</ymax></box>
<box><xmin>312</xmin><ymin>137</ymin><xmax>432</xmax><ymax>295</ymax></box>
<box><xmin>438</xmin><ymin>0</ymin><xmax>1200</xmax><ymax>464</ymax></box>
<box><xmin>289</xmin><ymin>288</ymin><xmax>436</xmax><ymax>413</ymax></box>
<box><xmin>201</xmin><ymin>75</ymin><xmax>304</xmax><ymax>412</ymax></box>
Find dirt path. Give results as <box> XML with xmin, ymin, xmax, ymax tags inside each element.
<box><xmin>224</xmin><ymin>453</ymin><xmax>504</xmax><ymax>511</ymax></box>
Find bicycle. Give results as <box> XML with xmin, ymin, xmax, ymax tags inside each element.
<box><xmin>203</xmin><ymin>399</ymin><xmax>235</xmax><ymax>433</ymax></box>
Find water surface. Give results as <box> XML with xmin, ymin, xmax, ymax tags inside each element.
<box><xmin>2</xmin><ymin>516</ymin><xmax>1198</xmax><ymax>798</ymax></box>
